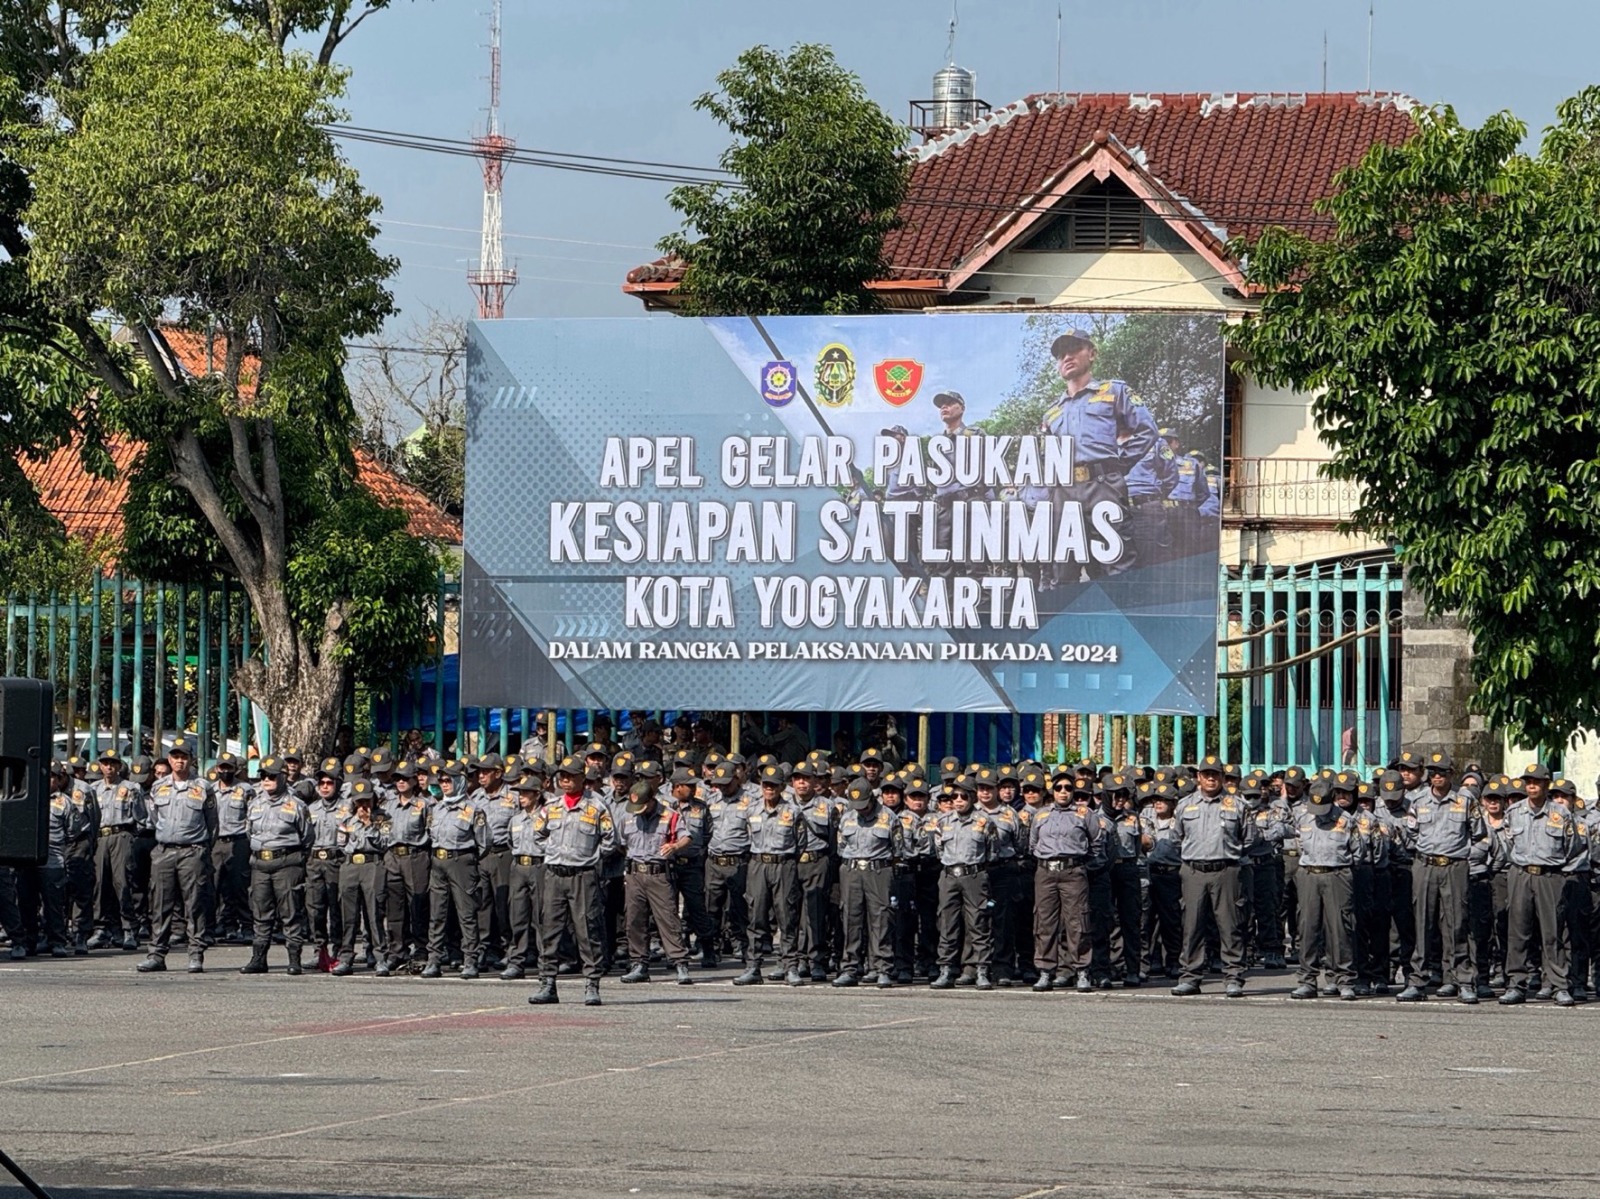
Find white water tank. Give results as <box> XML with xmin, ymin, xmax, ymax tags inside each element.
<box><xmin>932</xmin><ymin>64</ymin><xmax>978</xmax><ymax>130</ymax></box>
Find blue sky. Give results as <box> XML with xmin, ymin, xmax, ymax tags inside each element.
<box><xmin>334</xmin><ymin>0</ymin><xmax>1600</xmax><ymax>329</ymax></box>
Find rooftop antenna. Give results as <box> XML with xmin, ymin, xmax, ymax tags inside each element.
<box><xmin>946</xmin><ymin>0</ymin><xmax>958</xmax><ymax>65</ymax></box>
<box><xmin>1366</xmin><ymin>2</ymin><xmax>1374</xmax><ymax>93</ymax></box>
<box><xmin>467</xmin><ymin>0</ymin><xmax>517</xmax><ymax>320</ymax></box>
<box><xmin>1056</xmin><ymin>4</ymin><xmax>1062</xmax><ymax>92</ymax></box>
<box><xmin>1322</xmin><ymin>28</ymin><xmax>1328</xmax><ymax>93</ymax></box>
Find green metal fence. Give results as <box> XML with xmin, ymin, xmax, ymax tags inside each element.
<box><xmin>6</xmin><ymin>562</ymin><xmax>1402</xmax><ymax>772</ymax></box>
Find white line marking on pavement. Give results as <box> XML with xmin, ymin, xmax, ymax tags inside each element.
<box><xmin>167</xmin><ymin>1015</ymin><xmax>929</xmax><ymax>1158</ymax></box>
<box><xmin>0</xmin><ymin>1006</ymin><xmax>513</xmax><ymax>1087</ymax></box>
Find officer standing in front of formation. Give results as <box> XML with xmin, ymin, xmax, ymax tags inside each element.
<box><xmin>210</xmin><ymin>752</ymin><xmax>254</xmax><ymax>945</ymax></box>
<box><xmin>1029</xmin><ymin>768</ymin><xmax>1099</xmax><ymax>991</ymax></box>
<box><xmin>1499</xmin><ymin>763</ymin><xmax>1579</xmax><ymax>1006</ymax></box>
<box><xmin>239</xmin><ymin>757</ymin><xmax>312</xmax><ymax>976</ymax></box>
<box><xmin>833</xmin><ymin>777</ymin><xmax>900</xmax><ymax>988</ymax></box>
<box><xmin>138</xmin><ymin>738</ymin><xmax>216</xmax><ymax>974</ymax></box>
<box><xmin>422</xmin><ymin>764</ymin><xmax>488</xmax><ymax>980</ymax></box>
<box><xmin>529</xmin><ymin>756</ymin><xmax>618</xmax><ymax>1007</ymax></box>
<box><xmin>735</xmin><ymin>763</ymin><xmax>808</xmax><ymax>986</ymax></box>
<box><xmin>928</xmin><ymin>775</ymin><xmax>994</xmax><ymax>990</ymax></box>
<box><xmin>502</xmin><ymin>774</ymin><xmax>545</xmax><ymax>980</ymax></box>
<box><xmin>1038</xmin><ymin>327</ymin><xmax>1159</xmax><ymax>578</ymax></box>
<box><xmin>618</xmin><ymin>777</ymin><xmax>694</xmax><ymax>986</ymax></box>
<box><xmin>89</xmin><ymin>749</ymin><xmax>145</xmax><ymax>952</ymax></box>
<box><xmin>1172</xmin><ymin>755</ymin><xmax>1255</xmax><ymax>996</ymax></box>
<box><xmin>1396</xmin><ymin>752</ymin><xmax>1482</xmax><ymax>1003</ymax></box>
<box><xmin>331</xmin><ymin>779</ymin><xmax>388</xmax><ymax>976</ymax></box>
<box><xmin>381</xmin><ymin>761</ymin><xmax>432</xmax><ymax>970</ymax></box>
<box><xmin>1289</xmin><ymin>773</ymin><xmax>1360</xmax><ymax>1001</ymax></box>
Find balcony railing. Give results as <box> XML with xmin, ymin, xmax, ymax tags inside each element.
<box><xmin>1223</xmin><ymin>457</ymin><xmax>1363</xmax><ymax>524</ymax></box>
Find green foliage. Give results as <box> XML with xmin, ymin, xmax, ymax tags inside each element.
<box><xmin>0</xmin><ymin>459</ymin><xmax>105</xmax><ymax>596</ymax></box>
<box><xmin>399</xmin><ymin>424</ymin><xmax>464</xmax><ymax>516</ymax></box>
<box><xmin>286</xmin><ymin>489</ymin><xmax>440</xmax><ymax>682</ymax></box>
<box><xmin>658</xmin><ymin>43</ymin><xmax>910</xmax><ymax>317</ymax></box>
<box><xmin>1228</xmin><ymin>89</ymin><xmax>1600</xmax><ymax>746</ymax></box>
<box><xmin>990</xmin><ymin>312</ymin><xmax>1224</xmax><ymax>451</ymax></box>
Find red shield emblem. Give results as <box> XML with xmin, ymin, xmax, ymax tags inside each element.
<box><xmin>873</xmin><ymin>359</ymin><xmax>923</xmax><ymax>406</ymax></box>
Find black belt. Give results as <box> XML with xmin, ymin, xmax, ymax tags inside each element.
<box><xmin>755</xmin><ymin>852</ymin><xmax>795</xmax><ymax>864</ymax></box>
<box><xmin>1184</xmin><ymin>859</ymin><xmax>1235</xmax><ymax>872</ymax></box>
<box><xmin>99</xmin><ymin>825</ymin><xmax>133</xmax><ymax>836</ymax></box>
<box><xmin>1304</xmin><ymin>865</ymin><xmax>1349</xmax><ymax>874</ymax></box>
<box><xmin>1071</xmin><ymin>459</ymin><xmax>1122</xmax><ymax>484</ymax></box>
<box><xmin>390</xmin><ymin>845</ymin><xmax>423</xmax><ymax>857</ymax></box>
<box><xmin>312</xmin><ymin>848</ymin><xmax>342</xmax><ymax>861</ymax></box>
<box><xmin>1519</xmin><ymin>864</ymin><xmax>1562</xmax><ymax>876</ymax></box>
<box><xmin>1149</xmin><ymin>863</ymin><xmax>1179</xmax><ymax>875</ymax></box>
<box><xmin>546</xmin><ymin>863</ymin><xmax>594</xmax><ymax>877</ymax></box>
<box><xmin>252</xmin><ymin>848</ymin><xmax>302</xmax><ymax>861</ymax></box>
<box><xmin>156</xmin><ymin>841</ymin><xmax>205</xmax><ymax>849</ymax></box>
<box><xmin>943</xmin><ymin>863</ymin><xmax>984</xmax><ymax>877</ymax></box>
<box><xmin>347</xmin><ymin>851</ymin><xmax>382</xmax><ymax>865</ymax></box>
<box><xmin>216</xmin><ymin>833</ymin><xmax>244</xmax><ymax>841</ymax></box>
<box><xmin>1282</xmin><ymin>848</ymin><xmax>1300</xmax><ymax>857</ymax></box>
<box><xmin>432</xmin><ymin>847</ymin><xmax>476</xmax><ymax>860</ymax></box>
<box><xmin>1422</xmin><ymin>854</ymin><xmax>1463</xmax><ymax>868</ymax></box>
<box><xmin>843</xmin><ymin>859</ymin><xmax>889</xmax><ymax>871</ymax></box>
<box><xmin>1042</xmin><ymin>855</ymin><xmax>1087</xmax><ymax>870</ymax></box>
<box><xmin>892</xmin><ymin>863</ymin><xmax>917</xmax><ymax>875</ymax></box>
<box><xmin>488</xmin><ymin>843</ymin><xmax>510</xmax><ymax>853</ymax></box>
<box><xmin>513</xmin><ymin>854</ymin><xmax>538</xmax><ymax>867</ymax></box>
<box><xmin>626</xmin><ymin>861</ymin><xmax>668</xmax><ymax>874</ymax></box>
<box><xmin>798</xmin><ymin>850</ymin><xmax>829</xmax><ymax>863</ymax></box>
<box><xmin>709</xmin><ymin>853</ymin><xmax>748</xmax><ymax>866</ymax></box>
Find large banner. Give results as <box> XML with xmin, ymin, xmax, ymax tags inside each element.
<box><xmin>462</xmin><ymin>312</ymin><xmax>1223</xmax><ymax>714</ymax></box>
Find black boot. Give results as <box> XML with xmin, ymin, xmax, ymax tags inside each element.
<box><xmin>528</xmin><ymin>978</ymin><xmax>559</xmax><ymax>1005</ymax></box>
<box><xmin>620</xmin><ymin>963</ymin><xmax>649</xmax><ymax>984</ymax></box>
<box><xmin>676</xmin><ymin>963</ymin><xmax>693</xmax><ymax>985</ymax></box>
<box><xmin>930</xmin><ymin>967</ymin><xmax>955</xmax><ymax>990</ymax></box>
<box><xmin>583</xmin><ymin>979</ymin><xmax>602</xmax><ymax>1007</ymax></box>
<box><xmin>239</xmin><ymin>944</ymin><xmax>269</xmax><ymax>975</ymax></box>
<box><xmin>286</xmin><ymin>946</ymin><xmax>304</xmax><ymax>977</ymax></box>
<box><xmin>732</xmin><ymin>965</ymin><xmax>763</xmax><ymax>985</ymax></box>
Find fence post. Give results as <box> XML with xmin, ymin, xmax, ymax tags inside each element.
<box><xmin>218</xmin><ymin>581</ymin><xmax>231</xmax><ymax>759</ymax></box>
<box><xmin>89</xmin><ymin>581</ymin><xmax>102</xmax><ymax>757</ymax></box>
<box><xmin>153</xmin><ymin>585</ymin><xmax>166</xmax><ymax>753</ymax></box>
<box><xmin>1308</xmin><ymin>564</ymin><xmax>1324</xmax><ymax>767</ymax></box>
<box><xmin>176</xmin><ymin>585</ymin><xmax>188</xmax><ymax>739</ymax></box>
<box><xmin>67</xmin><ymin>593</ymin><xmax>80</xmax><ymax>751</ymax></box>
<box><xmin>1331</xmin><ymin>563</ymin><xmax>1346</xmax><ymax>769</ymax></box>
<box><xmin>239</xmin><ymin>595</ymin><xmax>252</xmax><ymax>756</ymax></box>
<box><xmin>132</xmin><ymin>580</ymin><xmax>145</xmax><ymax>754</ymax></box>
<box><xmin>198</xmin><ymin>585</ymin><xmax>211</xmax><ymax>763</ymax></box>
<box><xmin>1285</xmin><ymin>567</ymin><xmax>1298</xmax><ymax>766</ymax></box>
<box><xmin>1378</xmin><ymin>562</ymin><xmax>1394</xmax><ymax>768</ymax></box>
<box><xmin>1355</xmin><ymin>563</ymin><xmax>1369</xmax><ymax>771</ymax></box>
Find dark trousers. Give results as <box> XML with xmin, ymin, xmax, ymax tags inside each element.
<box><xmin>1389</xmin><ymin>862</ymin><xmax>1417</xmax><ymax>976</ymax></box>
<box><xmin>383</xmin><ymin>849</ymin><xmax>431</xmax><ymax>956</ymax></box>
<box><xmin>210</xmin><ymin>835</ymin><xmax>250</xmax><ymax>935</ymax></box>
<box><xmin>1010</xmin><ymin>862</ymin><xmax>1036</xmax><ymax>975</ymax></box>
<box><xmin>477</xmin><ymin>847</ymin><xmax>512</xmax><ymax>956</ymax></box>
<box><xmin>507</xmin><ymin>859</ymin><xmax>542</xmax><ymax>968</ymax></box>
<box><xmin>1281</xmin><ymin>853</ymin><xmax>1300</xmax><ymax>950</ymax></box>
<box><xmin>673</xmin><ymin>856</ymin><xmax>713</xmax><ymax>951</ymax></box>
<box><xmin>704</xmin><ymin>856</ymin><xmax>749</xmax><ymax>956</ymax></box>
<box><xmin>426</xmin><ymin>853</ymin><xmax>481</xmax><ymax>966</ymax></box>
<box><xmin>1180</xmin><ymin>863</ymin><xmax>1243</xmax><ymax>984</ymax></box>
<box><xmin>132</xmin><ymin>834</ymin><xmax>155</xmax><ymax>929</ymax></box>
<box><xmin>1563</xmin><ymin>874</ymin><xmax>1591</xmax><ymax>990</ymax></box>
<box><xmin>745</xmin><ymin>858</ymin><xmax>801</xmax><ymax>971</ymax></box>
<box><xmin>936</xmin><ymin>869</ymin><xmax>992</xmax><ymax>969</ymax></box>
<box><xmin>1408</xmin><ymin>859</ymin><xmax>1471</xmax><ymax>988</ymax></box>
<box><xmin>889</xmin><ymin>866</ymin><xmax>918</xmax><ymax>973</ymax></box>
<box><xmin>1356</xmin><ymin>864</ymin><xmax>1391</xmax><ymax>985</ymax></box>
<box><xmin>94</xmin><ymin>830</ymin><xmax>138</xmax><ymax>935</ymax></box>
<box><xmin>1085</xmin><ymin>865</ymin><xmax>1112</xmax><ymax>979</ymax></box>
<box><xmin>798</xmin><ymin>853</ymin><xmax>833</xmax><ymax>970</ymax></box>
<box><xmin>1032</xmin><ymin>864</ymin><xmax>1089</xmax><ymax>973</ymax></box>
<box><xmin>15</xmin><ymin>867</ymin><xmax>42</xmax><ymax>946</ymax></box>
<box><xmin>913</xmin><ymin>862</ymin><xmax>942</xmax><ymax>972</ymax></box>
<box><xmin>249</xmin><ymin>853</ymin><xmax>308</xmax><ymax>949</ymax></box>
<box><xmin>304</xmin><ymin>855</ymin><xmax>342</xmax><ymax>948</ymax></box>
<box><xmin>40</xmin><ymin>863</ymin><xmax>70</xmax><ymax>948</ymax></box>
<box><xmin>1469</xmin><ymin>871</ymin><xmax>1509</xmax><ymax>985</ymax></box>
<box><xmin>1245</xmin><ymin>853</ymin><xmax>1283</xmax><ymax>956</ymax></box>
<box><xmin>64</xmin><ymin>842</ymin><xmax>95</xmax><ymax>941</ymax></box>
<box><xmin>149</xmin><ymin>843</ymin><xmax>213</xmax><ymax>956</ymax></box>
<box><xmin>838</xmin><ymin>863</ymin><xmax>893</xmax><ymax>976</ymax></box>
<box><xmin>988</xmin><ymin>861</ymin><xmax>1020</xmax><ymax>976</ymax></box>
<box><xmin>337</xmin><ymin>859</ymin><xmax>386</xmax><ymax>962</ymax></box>
<box><xmin>1506</xmin><ymin>867</ymin><xmax>1569</xmax><ymax>990</ymax></box>
<box><xmin>1296</xmin><ymin>867</ymin><xmax>1355</xmax><ymax>986</ymax></box>
<box><xmin>539</xmin><ymin>865</ymin><xmax>605</xmax><ymax>981</ymax></box>
<box><xmin>1108</xmin><ymin>860</ymin><xmax>1143</xmax><ymax>977</ymax></box>
<box><xmin>600</xmin><ymin>869</ymin><xmax>625</xmax><ymax>964</ymax></box>
<box><xmin>1144</xmin><ymin>865</ymin><xmax>1182</xmax><ymax>971</ymax></box>
<box><xmin>0</xmin><ymin>867</ymin><xmax>23</xmax><ymax>943</ymax></box>
<box><xmin>624</xmin><ymin>867</ymin><xmax>688</xmax><ymax>966</ymax></box>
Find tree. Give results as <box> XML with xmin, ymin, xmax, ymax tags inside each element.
<box><xmin>351</xmin><ymin>310</ymin><xmax>466</xmax><ymax>515</ymax></box>
<box><xmin>1227</xmin><ymin>89</ymin><xmax>1600</xmax><ymax>747</ymax></box>
<box><xmin>4</xmin><ymin>0</ymin><xmax>435</xmax><ymax>751</ymax></box>
<box><xmin>658</xmin><ymin>43</ymin><xmax>910</xmax><ymax>316</ymax></box>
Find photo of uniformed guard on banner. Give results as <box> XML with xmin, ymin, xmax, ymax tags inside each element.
<box><xmin>461</xmin><ymin>311</ymin><xmax>1223</xmax><ymax>715</ymax></box>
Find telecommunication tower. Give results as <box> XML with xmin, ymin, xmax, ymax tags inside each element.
<box><xmin>468</xmin><ymin>0</ymin><xmax>517</xmax><ymax>319</ymax></box>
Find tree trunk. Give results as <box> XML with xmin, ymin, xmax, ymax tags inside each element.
<box><xmin>230</xmin><ymin>570</ymin><xmax>349</xmax><ymax>757</ymax></box>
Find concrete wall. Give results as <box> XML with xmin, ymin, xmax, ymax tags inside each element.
<box><xmin>1399</xmin><ymin>579</ymin><xmax>1500</xmax><ymax>771</ymax></box>
<box><xmin>975</xmin><ymin>249</ymin><xmax>1248</xmax><ymax>311</ymax></box>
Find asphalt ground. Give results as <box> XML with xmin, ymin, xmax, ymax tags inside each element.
<box><xmin>1</xmin><ymin>946</ymin><xmax>1596</xmax><ymax>1199</ymax></box>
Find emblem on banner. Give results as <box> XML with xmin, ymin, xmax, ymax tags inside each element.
<box><xmin>814</xmin><ymin>343</ymin><xmax>856</xmax><ymax>408</ymax></box>
<box><xmin>872</xmin><ymin>358</ymin><xmax>924</xmax><ymax>406</ymax></box>
<box><xmin>760</xmin><ymin>360</ymin><xmax>796</xmax><ymax>406</ymax></box>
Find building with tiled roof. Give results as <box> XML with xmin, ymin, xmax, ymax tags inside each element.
<box><xmin>625</xmin><ymin>89</ymin><xmax>1421</xmax><ymax>567</ymax></box>
<box><xmin>17</xmin><ymin>325</ymin><xmax>461</xmax><ymax>563</ymax></box>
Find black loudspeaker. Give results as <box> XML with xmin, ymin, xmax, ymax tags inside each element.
<box><xmin>0</xmin><ymin>677</ymin><xmax>53</xmax><ymax>866</ymax></box>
